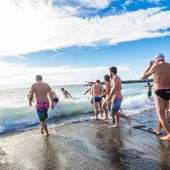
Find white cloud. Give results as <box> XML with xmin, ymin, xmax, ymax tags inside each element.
<box><xmin>0</xmin><ymin>1</ymin><xmax>170</xmax><ymax>57</ymax></box>
<box><xmin>138</xmin><ymin>0</ymin><xmax>160</xmax><ymax>4</ymax></box>
<box><xmin>124</xmin><ymin>0</ymin><xmax>133</xmax><ymax>6</ymax></box>
<box><xmin>0</xmin><ymin>61</ymin><xmax>130</xmax><ymax>89</ymax></box>
<box><xmin>147</xmin><ymin>0</ymin><xmax>160</xmax><ymax>4</ymax></box>
<box><xmin>75</xmin><ymin>0</ymin><xmax>111</xmax><ymax>9</ymax></box>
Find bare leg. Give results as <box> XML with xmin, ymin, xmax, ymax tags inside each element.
<box><xmin>41</xmin><ymin>125</ymin><xmax>44</xmax><ymax>134</ymax></box>
<box><xmin>153</xmin><ymin>121</ymin><xmax>162</xmax><ymax>135</ymax></box>
<box><xmin>111</xmin><ymin>114</ymin><xmax>115</xmax><ymax>123</ymax></box>
<box><xmin>116</xmin><ymin>112</ymin><xmax>131</xmax><ymax>126</ymax></box>
<box><xmin>154</xmin><ymin>95</ymin><xmax>170</xmax><ymax>140</ymax></box>
<box><xmin>103</xmin><ymin>101</ymin><xmax>108</xmax><ymax>119</ymax></box>
<box><xmin>94</xmin><ymin>102</ymin><xmax>98</xmax><ymax>120</ymax></box>
<box><xmin>41</xmin><ymin>121</ymin><xmax>49</xmax><ymax>137</ymax></box>
<box><xmin>111</xmin><ymin>115</ymin><xmax>119</xmax><ymax>127</ymax></box>
<box><xmin>165</xmin><ymin>100</ymin><xmax>170</xmax><ymax>120</ymax></box>
<box><xmin>99</xmin><ymin>100</ymin><xmax>103</xmax><ymax>117</ymax></box>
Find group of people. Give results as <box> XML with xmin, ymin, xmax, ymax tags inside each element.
<box><xmin>84</xmin><ymin>71</ymin><xmax>131</xmax><ymax>128</ymax></box>
<box><xmin>28</xmin><ymin>53</ymin><xmax>170</xmax><ymax>141</ymax></box>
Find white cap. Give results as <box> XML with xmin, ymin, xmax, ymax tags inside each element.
<box><xmin>154</xmin><ymin>53</ymin><xmax>165</xmax><ymax>61</ymax></box>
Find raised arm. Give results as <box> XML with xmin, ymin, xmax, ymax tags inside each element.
<box><xmin>141</xmin><ymin>61</ymin><xmax>155</xmax><ymax>80</ymax></box>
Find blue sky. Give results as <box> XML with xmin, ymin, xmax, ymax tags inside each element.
<box><xmin>0</xmin><ymin>0</ymin><xmax>170</xmax><ymax>88</ymax></box>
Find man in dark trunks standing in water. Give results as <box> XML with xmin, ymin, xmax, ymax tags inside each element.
<box><xmin>142</xmin><ymin>53</ymin><xmax>170</xmax><ymax>140</ymax></box>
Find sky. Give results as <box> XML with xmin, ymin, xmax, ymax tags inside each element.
<box><xmin>0</xmin><ymin>0</ymin><xmax>170</xmax><ymax>89</ymax></box>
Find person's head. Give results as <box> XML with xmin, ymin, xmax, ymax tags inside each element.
<box><xmin>96</xmin><ymin>79</ymin><xmax>100</xmax><ymax>83</ymax></box>
<box><xmin>109</xmin><ymin>66</ymin><xmax>117</xmax><ymax>78</ymax></box>
<box><xmin>36</xmin><ymin>75</ymin><xmax>42</xmax><ymax>81</ymax></box>
<box><xmin>61</xmin><ymin>88</ymin><xmax>64</xmax><ymax>91</ymax></box>
<box><xmin>154</xmin><ymin>53</ymin><xmax>165</xmax><ymax>64</ymax></box>
<box><xmin>147</xmin><ymin>82</ymin><xmax>150</xmax><ymax>85</ymax></box>
<box><xmin>104</xmin><ymin>75</ymin><xmax>110</xmax><ymax>82</ymax></box>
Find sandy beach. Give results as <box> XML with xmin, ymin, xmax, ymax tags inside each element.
<box><xmin>1</xmin><ymin>110</ymin><xmax>170</xmax><ymax>170</ymax></box>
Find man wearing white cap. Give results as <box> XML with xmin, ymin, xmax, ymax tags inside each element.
<box><xmin>142</xmin><ymin>53</ymin><xmax>170</xmax><ymax>141</ymax></box>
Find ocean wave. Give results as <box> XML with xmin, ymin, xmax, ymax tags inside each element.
<box><xmin>0</xmin><ymin>86</ymin><xmax>155</xmax><ymax>133</ymax></box>
<box><xmin>122</xmin><ymin>94</ymin><xmax>155</xmax><ymax>115</ymax></box>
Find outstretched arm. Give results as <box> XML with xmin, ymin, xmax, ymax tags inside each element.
<box><xmin>84</xmin><ymin>88</ymin><xmax>91</xmax><ymax>95</ymax></box>
<box><xmin>67</xmin><ymin>91</ymin><xmax>72</xmax><ymax>97</ymax></box>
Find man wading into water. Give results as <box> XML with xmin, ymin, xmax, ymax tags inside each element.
<box><xmin>29</xmin><ymin>75</ymin><xmax>54</xmax><ymax>137</ymax></box>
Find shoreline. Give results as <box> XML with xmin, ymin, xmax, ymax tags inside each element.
<box><xmin>1</xmin><ymin>110</ymin><xmax>170</xmax><ymax>170</ymax></box>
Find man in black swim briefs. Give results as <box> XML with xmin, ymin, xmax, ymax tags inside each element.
<box><xmin>142</xmin><ymin>53</ymin><xmax>170</xmax><ymax>141</ymax></box>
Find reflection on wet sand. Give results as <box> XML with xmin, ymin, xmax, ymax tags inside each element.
<box><xmin>1</xmin><ymin>111</ymin><xmax>170</xmax><ymax>170</ymax></box>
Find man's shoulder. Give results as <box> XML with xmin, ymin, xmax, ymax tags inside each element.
<box><xmin>112</xmin><ymin>76</ymin><xmax>121</xmax><ymax>81</ymax></box>
<box><xmin>92</xmin><ymin>84</ymin><xmax>96</xmax><ymax>88</ymax></box>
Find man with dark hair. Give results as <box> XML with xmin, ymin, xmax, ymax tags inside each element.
<box><xmin>142</xmin><ymin>53</ymin><xmax>170</xmax><ymax>140</ymax></box>
<box><xmin>29</xmin><ymin>75</ymin><xmax>54</xmax><ymax>137</ymax></box>
<box><xmin>106</xmin><ymin>66</ymin><xmax>131</xmax><ymax>127</ymax></box>
<box><xmin>91</xmin><ymin>80</ymin><xmax>104</xmax><ymax>120</ymax></box>
<box><xmin>61</xmin><ymin>88</ymin><xmax>72</xmax><ymax>98</ymax></box>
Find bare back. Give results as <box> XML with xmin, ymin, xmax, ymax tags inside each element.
<box><xmin>31</xmin><ymin>82</ymin><xmax>52</xmax><ymax>102</ymax></box>
<box><xmin>147</xmin><ymin>85</ymin><xmax>152</xmax><ymax>92</ymax></box>
<box><xmin>92</xmin><ymin>83</ymin><xmax>103</xmax><ymax>97</ymax></box>
<box><xmin>154</xmin><ymin>63</ymin><xmax>170</xmax><ymax>90</ymax></box>
<box><xmin>111</xmin><ymin>76</ymin><xmax>122</xmax><ymax>98</ymax></box>
<box><xmin>105</xmin><ymin>81</ymin><xmax>111</xmax><ymax>97</ymax></box>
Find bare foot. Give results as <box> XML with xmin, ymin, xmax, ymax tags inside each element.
<box><xmin>41</xmin><ymin>129</ymin><xmax>44</xmax><ymax>134</ymax></box>
<box><xmin>127</xmin><ymin>116</ymin><xmax>131</xmax><ymax>126</ymax></box>
<box><xmin>153</xmin><ymin>129</ymin><xmax>161</xmax><ymax>135</ymax></box>
<box><xmin>160</xmin><ymin>135</ymin><xmax>170</xmax><ymax>141</ymax></box>
<box><xmin>44</xmin><ymin>133</ymin><xmax>50</xmax><ymax>137</ymax></box>
<box><xmin>110</xmin><ymin>124</ymin><xmax>119</xmax><ymax>128</ymax></box>
<box><xmin>104</xmin><ymin>117</ymin><xmax>109</xmax><ymax>120</ymax></box>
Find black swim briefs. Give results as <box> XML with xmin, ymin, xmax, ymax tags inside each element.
<box><xmin>155</xmin><ymin>89</ymin><xmax>170</xmax><ymax>100</ymax></box>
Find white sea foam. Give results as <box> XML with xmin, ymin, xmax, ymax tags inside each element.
<box><xmin>122</xmin><ymin>93</ymin><xmax>155</xmax><ymax>115</ymax></box>
<box><xmin>0</xmin><ymin>83</ymin><xmax>155</xmax><ymax>133</ymax></box>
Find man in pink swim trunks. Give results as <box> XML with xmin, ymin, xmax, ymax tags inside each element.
<box><xmin>29</xmin><ymin>75</ymin><xmax>54</xmax><ymax>136</ymax></box>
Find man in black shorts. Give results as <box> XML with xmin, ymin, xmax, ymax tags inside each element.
<box><xmin>142</xmin><ymin>53</ymin><xmax>170</xmax><ymax>140</ymax></box>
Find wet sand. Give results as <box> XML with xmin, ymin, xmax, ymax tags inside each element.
<box><xmin>1</xmin><ymin>110</ymin><xmax>170</xmax><ymax>170</ymax></box>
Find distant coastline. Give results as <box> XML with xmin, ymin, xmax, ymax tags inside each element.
<box><xmin>122</xmin><ymin>78</ymin><xmax>154</xmax><ymax>84</ymax></box>
<box><xmin>84</xmin><ymin>79</ymin><xmax>154</xmax><ymax>86</ymax></box>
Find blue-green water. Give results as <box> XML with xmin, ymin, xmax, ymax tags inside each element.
<box><xmin>0</xmin><ymin>83</ymin><xmax>155</xmax><ymax>133</ymax></box>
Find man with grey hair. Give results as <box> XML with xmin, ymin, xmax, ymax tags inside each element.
<box><xmin>29</xmin><ymin>75</ymin><xmax>54</xmax><ymax>137</ymax></box>
<box><xmin>142</xmin><ymin>53</ymin><xmax>170</xmax><ymax>140</ymax></box>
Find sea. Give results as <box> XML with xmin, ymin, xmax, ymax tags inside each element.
<box><xmin>0</xmin><ymin>83</ymin><xmax>155</xmax><ymax>134</ymax></box>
